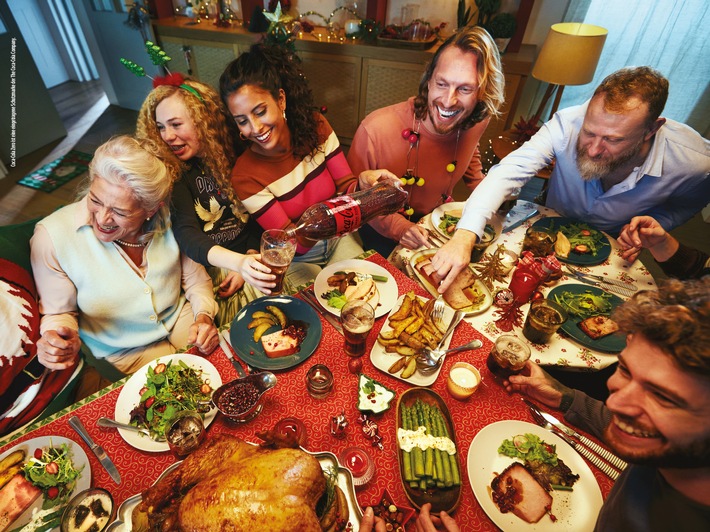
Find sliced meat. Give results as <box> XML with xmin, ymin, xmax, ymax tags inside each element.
<box><xmin>0</xmin><ymin>473</ymin><xmax>43</xmax><ymax>532</ymax></box>
<box><xmin>442</xmin><ymin>267</ymin><xmax>477</xmax><ymax>310</ymax></box>
<box><xmin>491</xmin><ymin>462</ymin><xmax>552</xmax><ymax>524</ymax></box>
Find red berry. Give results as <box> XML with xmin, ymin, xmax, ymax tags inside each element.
<box><xmin>47</xmin><ymin>486</ymin><xmax>59</xmax><ymax>499</ymax></box>
<box><xmin>347</xmin><ymin>357</ymin><xmax>362</xmax><ymax>374</ymax></box>
<box><xmin>144</xmin><ymin>397</ymin><xmax>156</xmax><ymax>408</ymax></box>
<box><xmin>45</xmin><ymin>462</ymin><xmax>59</xmax><ymax>475</ymax></box>
<box><xmin>34</xmin><ymin>448</ymin><xmax>43</xmax><ymax>460</ymax></box>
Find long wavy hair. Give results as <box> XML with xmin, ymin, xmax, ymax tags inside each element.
<box><xmin>414</xmin><ymin>25</ymin><xmax>505</xmax><ymax>129</ymax></box>
<box><xmin>219</xmin><ymin>43</ymin><xmax>322</xmax><ymax>160</ymax></box>
<box><xmin>612</xmin><ymin>277</ymin><xmax>710</xmax><ymax>377</ymax></box>
<box><xmin>136</xmin><ymin>79</ymin><xmax>242</xmax><ymax>206</ymax></box>
<box><xmin>83</xmin><ymin>135</ymin><xmax>175</xmax><ymax>240</ymax></box>
<box><xmin>593</xmin><ymin>66</ymin><xmax>669</xmax><ymax>127</ymax></box>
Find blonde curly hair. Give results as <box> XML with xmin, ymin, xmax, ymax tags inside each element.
<box><xmin>136</xmin><ymin>79</ymin><xmax>242</xmax><ymax>207</ymax></box>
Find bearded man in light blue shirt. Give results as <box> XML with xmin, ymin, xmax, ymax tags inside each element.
<box><xmin>431</xmin><ymin>66</ymin><xmax>710</xmax><ymax>293</ymax></box>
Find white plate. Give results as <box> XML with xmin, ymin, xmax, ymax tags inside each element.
<box><xmin>0</xmin><ymin>436</ymin><xmax>91</xmax><ymax>532</ymax></box>
<box><xmin>430</xmin><ymin>202</ymin><xmax>466</xmax><ymax>240</ymax></box>
<box><xmin>369</xmin><ymin>294</ymin><xmax>455</xmax><ymax>387</ymax></box>
<box><xmin>114</xmin><ymin>353</ymin><xmax>222</xmax><ymax>452</ymax></box>
<box><xmin>409</xmin><ymin>249</ymin><xmax>493</xmax><ymax>316</ymax></box>
<box><xmin>467</xmin><ymin>420</ymin><xmax>603</xmax><ymax>531</ymax></box>
<box><xmin>313</xmin><ymin>259</ymin><xmax>398</xmax><ymax>318</ymax></box>
<box><xmin>107</xmin><ymin>449</ymin><xmax>363</xmax><ymax>531</ymax></box>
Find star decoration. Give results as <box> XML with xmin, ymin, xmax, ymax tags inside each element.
<box><xmin>263</xmin><ymin>2</ymin><xmax>293</xmax><ymax>32</ymax></box>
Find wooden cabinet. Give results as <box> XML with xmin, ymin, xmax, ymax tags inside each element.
<box><xmin>151</xmin><ymin>19</ymin><xmax>534</xmax><ymax>148</ymax></box>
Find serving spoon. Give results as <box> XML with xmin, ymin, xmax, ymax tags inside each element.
<box><xmin>416</xmin><ymin>339</ymin><xmax>483</xmax><ymax>375</ymax></box>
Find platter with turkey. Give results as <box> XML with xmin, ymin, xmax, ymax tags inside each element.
<box><xmin>108</xmin><ymin>434</ymin><xmax>362</xmax><ymax>531</ymax></box>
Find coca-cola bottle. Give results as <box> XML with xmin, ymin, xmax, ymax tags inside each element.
<box><xmin>288</xmin><ymin>182</ymin><xmax>408</xmax><ymax>241</ymax></box>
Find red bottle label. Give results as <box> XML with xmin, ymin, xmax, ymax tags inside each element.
<box><xmin>324</xmin><ymin>196</ymin><xmax>362</xmax><ymax>236</ymax></box>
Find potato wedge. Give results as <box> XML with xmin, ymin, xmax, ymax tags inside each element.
<box><xmin>379</xmin><ymin>329</ymin><xmax>398</xmax><ymax>340</ymax></box>
<box><xmin>400</xmin><ymin>356</ymin><xmax>418</xmax><ymax>379</ymax></box>
<box><xmin>392</xmin><ymin>315</ymin><xmax>417</xmax><ymax>338</ymax></box>
<box><xmin>399</xmin><ymin>331</ymin><xmax>425</xmax><ymax>350</ymax></box>
<box><xmin>253</xmin><ymin>322</ymin><xmax>274</xmax><ymax>342</ymax></box>
<box><xmin>395</xmin><ymin>345</ymin><xmax>417</xmax><ymax>357</ymax></box>
<box><xmin>404</xmin><ymin>316</ymin><xmax>424</xmax><ymax>335</ymax></box>
<box><xmin>387</xmin><ymin>356</ymin><xmax>408</xmax><ymax>374</ymax></box>
<box><xmin>266</xmin><ymin>305</ymin><xmax>288</xmax><ymax>328</ymax></box>
<box><xmin>377</xmin><ymin>335</ymin><xmax>401</xmax><ymax>347</ymax></box>
<box><xmin>389</xmin><ymin>295</ymin><xmax>413</xmax><ymax>321</ymax></box>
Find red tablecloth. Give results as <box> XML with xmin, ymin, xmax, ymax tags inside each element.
<box><xmin>0</xmin><ymin>253</ymin><xmax>614</xmax><ymax>531</ymax></box>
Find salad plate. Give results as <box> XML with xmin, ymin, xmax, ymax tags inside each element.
<box><xmin>548</xmin><ymin>284</ymin><xmax>626</xmax><ymax>353</ymax></box>
<box><xmin>230</xmin><ymin>295</ymin><xmax>322</xmax><ymax>371</ymax></box>
<box><xmin>313</xmin><ymin>259</ymin><xmax>398</xmax><ymax>318</ymax></box>
<box><xmin>531</xmin><ymin>217</ymin><xmax>611</xmax><ymax>265</ymax></box>
<box><xmin>0</xmin><ymin>436</ymin><xmax>91</xmax><ymax>532</ymax></box>
<box><xmin>430</xmin><ymin>202</ymin><xmax>466</xmax><ymax>240</ymax></box>
<box><xmin>468</xmin><ymin>420</ymin><xmax>603</xmax><ymax>531</ymax></box>
<box><xmin>106</xmin><ymin>448</ymin><xmax>363</xmax><ymax>531</ymax></box>
<box><xmin>114</xmin><ymin>353</ymin><xmax>221</xmax><ymax>452</ymax></box>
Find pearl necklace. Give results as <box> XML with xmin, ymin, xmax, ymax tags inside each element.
<box><xmin>115</xmin><ymin>239</ymin><xmax>147</xmax><ymax>248</ymax></box>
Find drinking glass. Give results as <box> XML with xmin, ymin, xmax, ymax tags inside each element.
<box><xmin>260</xmin><ymin>229</ymin><xmax>297</xmax><ymax>295</ymax></box>
<box><xmin>340</xmin><ymin>300</ymin><xmax>375</xmax><ymax>357</ymax></box>
<box><xmin>306</xmin><ymin>364</ymin><xmax>334</xmax><ymax>399</ymax></box>
<box><xmin>521</xmin><ymin>226</ymin><xmax>557</xmax><ymax>257</ymax></box>
<box><xmin>522</xmin><ymin>299</ymin><xmax>567</xmax><ymax>344</ymax></box>
<box><xmin>486</xmin><ymin>334</ymin><xmax>531</xmax><ymax>382</ymax></box>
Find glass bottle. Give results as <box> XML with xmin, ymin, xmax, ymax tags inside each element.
<box><xmin>288</xmin><ymin>183</ymin><xmax>408</xmax><ymax>241</ymax></box>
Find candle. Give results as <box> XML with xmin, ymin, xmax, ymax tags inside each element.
<box><xmin>345</xmin><ymin>19</ymin><xmax>360</xmax><ymax>36</ymax></box>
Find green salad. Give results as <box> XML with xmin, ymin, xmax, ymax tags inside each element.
<box><xmin>554</xmin><ymin>290</ymin><xmax>614</xmax><ymax>318</ymax></box>
<box><xmin>22</xmin><ymin>441</ymin><xmax>83</xmax><ymax>506</ymax></box>
<box><xmin>129</xmin><ymin>360</ymin><xmax>213</xmax><ymax>440</ymax></box>
<box><xmin>438</xmin><ymin>213</ymin><xmax>461</xmax><ymax>235</ymax></box>
<box><xmin>498</xmin><ymin>433</ymin><xmax>559</xmax><ymax>466</ymax></box>
<box><xmin>552</xmin><ymin>221</ymin><xmax>608</xmax><ymax>256</ymax></box>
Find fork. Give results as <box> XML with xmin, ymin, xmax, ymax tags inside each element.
<box><xmin>430</xmin><ymin>295</ymin><xmax>446</xmax><ymax>327</ymax></box>
<box><xmin>565</xmin><ymin>264</ymin><xmax>638</xmax><ymax>291</ymax></box>
<box><xmin>528</xmin><ymin>405</ymin><xmax>620</xmax><ymax>480</ymax></box>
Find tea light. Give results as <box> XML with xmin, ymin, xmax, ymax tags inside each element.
<box><xmin>306</xmin><ymin>364</ymin><xmax>333</xmax><ymax>399</ymax></box>
<box><xmin>345</xmin><ymin>19</ymin><xmax>360</xmax><ymax>36</ymax></box>
<box><xmin>447</xmin><ymin>362</ymin><xmax>481</xmax><ymax>400</ymax></box>
<box><xmin>339</xmin><ymin>446</ymin><xmax>375</xmax><ymax>486</ymax></box>
<box><xmin>499</xmin><ymin>249</ymin><xmax>518</xmax><ymax>275</ymax></box>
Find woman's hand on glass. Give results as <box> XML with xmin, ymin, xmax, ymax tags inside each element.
<box><xmin>238</xmin><ymin>252</ymin><xmax>277</xmax><ymax>294</ymax></box>
<box><xmin>358</xmin><ymin>169</ymin><xmax>401</xmax><ymax>190</ymax></box>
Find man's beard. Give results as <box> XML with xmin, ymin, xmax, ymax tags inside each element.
<box><xmin>605</xmin><ymin>425</ymin><xmax>710</xmax><ymax>469</ymax></box>
<box><xmin>576</xmin><ymin>135</ymin><xmax>644</xmax><ymax>181</ymax></box>
<box><xmin>427</xmin><ymin>101</ymin><xmax>467</xmax><ymax>135</ymax></box>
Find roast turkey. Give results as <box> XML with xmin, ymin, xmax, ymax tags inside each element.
<box><xmin>135</xmin><ymin>434</ymin><xmax>326</xmax><ymax>531</ymax></box>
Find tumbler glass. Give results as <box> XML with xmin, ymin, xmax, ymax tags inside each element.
<box><xmin>260</xmin><ymin>229</ymin><xmax>297</xmax><ymax>295</ymax></box>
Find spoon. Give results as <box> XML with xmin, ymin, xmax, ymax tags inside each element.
<box><xmin>416</xmin><ymin>339</ymin><xmax>484</xmax><ymax>375</ymax></box>
<box><xmin>97</xmin><ymin>417</ymin><xmax>164</xmax><ymax>440</ymax></box>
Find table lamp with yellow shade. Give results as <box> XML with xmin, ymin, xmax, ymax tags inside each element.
<box><xmin>531</xmin><ymin>22</ymin><xmax>608</xmax><ymax>124</ymax></box>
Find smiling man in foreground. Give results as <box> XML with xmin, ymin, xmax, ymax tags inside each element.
<box><xmin>505</xmin><ymin>277</ymin><xmax>710</xmax><ymax>530</ymax></box>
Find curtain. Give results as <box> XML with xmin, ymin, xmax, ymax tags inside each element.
<box><xmin>559</xmin><ymin>0</ymin><xmax>710</xmax><ymax>137</ymax></box>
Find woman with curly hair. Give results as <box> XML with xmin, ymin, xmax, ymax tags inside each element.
<box><xmin>137</xmin><ymin>77</ymin><xmax>276</xmax><ymax>326</ymax></box>
<box><xmin>220</xmin><ymin>43</ymin><xmax>398</xmax><ymax>289</ymax></box>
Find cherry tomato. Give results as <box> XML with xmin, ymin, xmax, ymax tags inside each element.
<box><xmin>47</xmin><ymin>486</ymin><xmax>59</xmax><ymax>499</ymax></box>
<box><xmin>139</xmin><ymin>386</ymin><xmax>148</xmax><ymax>396</ymax></box>
<box><xmin>33</xmin><ymin>448</ymin><xmax>43</xmax><ymax>460</ymax></box>
<box><xmin>580</xmin><ymin>229</ymin><xmax>592</xmax><ymax>237</ymax></box>
<box><xmin>531</xmin><ymin>290</ymin><xmax>545</xmax><ymax>301</ymax></box>
<box><xmin>144</xmin><ymin>397</ymin><xmax>156</xmax><ymax>408</ymax></box>
<box><xmin>348</xmin><ymin>357</ymin><xmax>363</xmax><ymax>374</ymax></box>
<box><xmin>153</xmin><ymin>363</ymin><xmax>167</xmax><ymax>374</ymax></box>
<box><xmin>45</xmin><ymin>462</ymin><xmax>59</xmax><ymax>475</ymax></box>
<box><xmin>200</xmin><ymin>384</ymin><xmax>212</xmax><ymax>394</ymax></box>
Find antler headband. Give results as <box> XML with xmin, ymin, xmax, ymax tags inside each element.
<box><xmin>121</xmin><ymin>41</ymin><xmax>204</xmax><ymax>102</ymax></box>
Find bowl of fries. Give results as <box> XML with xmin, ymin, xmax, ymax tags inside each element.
<box><xmin>369</xmin><ymin>291</ymin><xmax>456</xmax><ymax>386</ymax></box>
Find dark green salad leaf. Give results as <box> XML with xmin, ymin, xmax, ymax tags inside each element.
<box><xmin>554</xmin><ymin>290</ymin><xmax>614</xmax><ymax>318</ymax></box>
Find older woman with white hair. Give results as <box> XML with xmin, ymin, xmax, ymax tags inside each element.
<box><xmin>30</xmin><ymin>135</ymin><xmax>219</xmax><ymax>389</ymax></box>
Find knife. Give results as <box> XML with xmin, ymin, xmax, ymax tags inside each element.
<box><xmin>219</xmin><ymin>329</ymin><xmax>246</xmax><ymax>377</ymax></box>
<box><xmin>69</xmin><ymin>416</ymin><xmax>121</xmax><ymax>485</ymax></box>
<box><xmin>565</xmin><ymin>269</ymin><xmax>638</xmax><ymax>298</ymax></box>
<box><xmin>548</xmin><ymin>425</ymin><xmax>620</xmax><ymax>480</ymax></box>
<box><xmin>301</xmin><ymin>288</ymin><xmax>344</xmax><ymax>335</ymax></box>
<box><xmin>565</xmin><ymin>265</ymin><xmax>638</xmax><ymax>291</ymax></box>
<box><xmin>537</xmin><ymin>409</ymin><xmax>628</xmax><ymax>471</ymax></box>
<box><xmin>503</xmin><ymin>209</ymin><xmax>539</xmax><ymax>233</ymax></box>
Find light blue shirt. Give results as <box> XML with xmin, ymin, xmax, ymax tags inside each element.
<box><xmin>458</xmin><ymin>101</ymin><xmax>710</xmax><ymax>237</ymax></box>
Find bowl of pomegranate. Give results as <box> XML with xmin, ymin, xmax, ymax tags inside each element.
<box><xmin>211</xmin><ymin>372</ymin><xmax>277</xmax><ymax>423</ymax></box>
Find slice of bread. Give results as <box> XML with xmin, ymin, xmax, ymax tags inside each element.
<box><xmin>578</xmin><ymin>315</ymin><xmax>619</xmax><ymax>340</ymax></box>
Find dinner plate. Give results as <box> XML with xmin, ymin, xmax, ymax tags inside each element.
<box><xmin>547</xmin><ymin>284</ymin><xmax>626</xmax><ymax>353</ymax></box>
<box><xmin>114</xmin><ymin>353</ymin><xmax>221</xmax><ymax>452</ymax></box>
<box><xmin>467</xmin><ymin>420</ymin><xmax>603</xmax><ymax>531</ymax></box>
<box><xmin>430</xmin><ymin>202</ymin><xmax>466</xmax><ymax>240</ymax></box>
<box><xmin>106</xmin><ymin>448</ymin><xmax>363</xmax><ymax>531</ymax></box>
<box><xmin>396</xmin><ymin>388</ymin><xmax>461</xmax><ymax>514</ymax></box>
<box><xmin>230</xmin><ymin>295</ymin><xmax>322</xmax><ymax>370</ymax></box>
<box><xmin>313</xmin><ymin>259</ymin><xmax>398</xmax><ymax>318</ymax></box>
<box><xmin>0</xmin><ymin>436</ymin><xmax>91</xmax><ymax>532</ymax></box>
<box><xmin>531</xmin><ymin>217</ymin><xmax>611</xmax><ymax>265</ymax></box>
<box><xmin>369</xmin><ymin>294</ymin><xmax>455</xmax><ymax>387</ymax></box>
<box><xmin>409</xmin><ymin>249</ymin><xmax>493</xmax><ymax>316</ymax></box>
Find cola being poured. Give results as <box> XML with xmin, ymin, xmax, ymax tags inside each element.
<box><xmin>287</xmin><ymin>182</ymin><xmax>408</xmax><ymax>241</ymax></box>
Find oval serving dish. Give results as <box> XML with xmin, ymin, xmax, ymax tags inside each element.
<box><xmin>395</xmin><ymin>387</ymin><xmax>461</xmax><ymax>514</ymax></box>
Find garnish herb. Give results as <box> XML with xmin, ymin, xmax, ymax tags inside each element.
<box><xmin>554</xmin><ymin>290</ymin><xmax>613</xmax><ymax>318</ymax></box>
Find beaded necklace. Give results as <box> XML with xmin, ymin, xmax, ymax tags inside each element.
<box><xmin>115</xmin><ymin>239</ymin><xmax>147</xmax><ymax>248</ymax></box>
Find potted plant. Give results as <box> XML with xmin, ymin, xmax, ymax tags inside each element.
<box><xmin>486</xmin><ymin>12</ymin><xmax>517</xmax><ymax>53</ymax></box>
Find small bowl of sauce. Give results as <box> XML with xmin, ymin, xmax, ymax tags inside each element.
<box><xmin>61</xmin><ymin>488</ymin><xmax>113</xmax><ymax>532</ymax></box>
<box><xmin>212</xmin><ymin>372</ymin><xmax>277</xmax><ymax>423</ymax></box>
<box><xmin>447</xmin><ymin>362</ymin><xmax>482</xmax><ymax>400</ymax></box>
<box><xmin>339</xmin><ymin>446</ymin><xmax>375</xmax><ymax>487</ymax></box>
